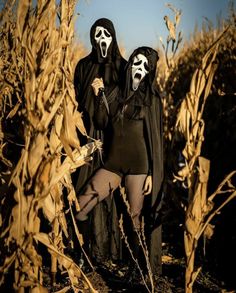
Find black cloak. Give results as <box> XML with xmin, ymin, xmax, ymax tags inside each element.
<box><xmin>74</xmin><ymin>18</ymin><xmax>127</xmax><ymax>190</ymax></box>
<box><xmin>122</xmin><ymin>46</ymin><xmax>164</xmax><ymax>274</ymax></box>
<box><xmin>73</xmin><ymin>18</ymin><xmax>126</xmax><ymax>261</ymax></box>
<box><xmin>123</xmin><ymin>46</ymin><xmax>164</xmax><ymax>207</ymax></box>
<box><xmin>94</xmin><ymin>46</ymin><xmax>164</xmax><ymax>273</ymax></box>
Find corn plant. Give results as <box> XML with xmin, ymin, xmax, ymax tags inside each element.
<box><xmin>172</xmin><ymin>26</ymin><xmax>236</xmax><ymax>293</ymax></box>
<box><xmin>0</xmin><ymin>1</ymin><xmax>101</xmax><ymax>292</ymax></box>
<box><xmin>118</xmin><ymin>185</ymin><xmax>155</xmax><ymax>293</ymax></box>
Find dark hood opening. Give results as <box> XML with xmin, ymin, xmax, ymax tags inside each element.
<box><xmin>90</xmin><ymin>18</ymin><xmax>119</xmax><ymax>63</ymax></box>
<box><xmin>124</xmin><ymin>46</ymin><xmax>159</xmax><ymax>102</ymax></box>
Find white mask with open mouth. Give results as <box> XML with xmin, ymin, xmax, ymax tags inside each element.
<box><xmin>94</xmin><ymin>26</ymin><xmax>112</xmax><ymax>58</ymax></box>
<box><xmin>131</xmin><ymin>54</ymin><xmax>149</xmax><ymax>91</ymax></box>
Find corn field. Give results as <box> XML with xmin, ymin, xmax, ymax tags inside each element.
<box><xmin>160</xmin><ymin>2</ymin><xmax>236</xmax><ymax>292</ymax></box>
<box><xmin>0</xmin><ymin>0</ymin><xmax>236</xmax><ymax>292</ymax></box>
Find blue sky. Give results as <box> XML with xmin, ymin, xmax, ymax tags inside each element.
<box><xmin>75</xmin><ymin>0</ymin><xmax>233</xmax><ymax>58</ymax></box>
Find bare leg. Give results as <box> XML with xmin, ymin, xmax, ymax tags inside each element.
<box><xmin>76</xmin><ymin>168</ymin><xmax>121</xmax><ymax>221</ymax></box>
<box><xmin>124</xmin><ymin>174</ymin><xmax>147</xmax><ymax>282</ymax></box>
<box><xmin>125</xmin><ymin>174</ymin><xmax>147</xmax><ymax>229</ymax></box>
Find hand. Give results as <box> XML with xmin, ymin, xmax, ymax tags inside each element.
<box><xmin>143</xmin><ymin>175</ymin><xmax>152</xmax><ymax>195</ymax></box>
<box><xmin>91</xmin><ymin>78</ymin><xmax>104</xmax><ymax>96</ymax></box>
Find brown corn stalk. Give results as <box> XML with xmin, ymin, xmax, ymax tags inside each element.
<box><xmin>173</xmin><ymin>27</ymin><xmax>230</xmax><ymax>293</ymax></box>
<box><xmin>0</xmin><ymin>0</ymin><xmax>100</xmax><ymax>292</ymax></box>
<box><xmin>119</xmin><ymin>185</ymin><xmax>154</xmax><ymax>293</ymax></box>
<box><xmin>161</xmin><ymin>3</ymin><xmax>182</xmax><ymax>70</ymax></box>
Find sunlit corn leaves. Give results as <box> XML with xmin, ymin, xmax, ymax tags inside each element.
<box><xmin>156</xmin><ymin>5</ymin><xmax>235</xmax><ymax>291</ymax></box>
<box><xmin>0</xmin><ymin>0</ymin><xmax>100</xmax><ymax>292</ymax></box>
<box><xmin>171</xmin><ymin>27</ymin><xmax>235</xmax><ymax>293</ymax></box>
<box><xmin>173</xmin><ymin>26</ymin><xmax>230</xmax><ymax>188</ymax></box>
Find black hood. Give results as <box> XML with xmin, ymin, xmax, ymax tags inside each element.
<box><xmin>90</xmin><ymin>18</ymin><xmax>121</xmax><ymax>63</ymax></box>
<box><xmin>124</xmin><ymin>46</ymin><xmax>159</xmax><ymax>103</ymax></box>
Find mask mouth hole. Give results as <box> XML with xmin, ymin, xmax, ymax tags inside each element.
<box><xmin>134</xmin><ymin>72</ymin><xmax>142</xmax><ymax>80</ymax></box>
<box><xmin>100</xmin><ymin>41</ymin><xmax>107</xmax><ymax>57</ymax></box>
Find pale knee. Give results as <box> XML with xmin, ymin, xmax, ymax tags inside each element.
<box><xmin>76</xmin><ymin>193</ymin><xmax>99</xmax><ymax>220</ymax></box>
<box><xmin>76</xmin><ymin>211</ymin><xmax>88</xmax><ymax>222</ymax></box>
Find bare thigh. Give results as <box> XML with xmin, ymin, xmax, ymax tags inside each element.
<box><xmin>77</xmin><ymin>168</ymin><xmax>122</xmax><ymax>220</ymax></box>
<box><xmin>125</xmin><ymin>174</ymin><xmax>147</xmax><ymax>228</ymax></box>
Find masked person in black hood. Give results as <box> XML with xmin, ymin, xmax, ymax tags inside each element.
<box><xmin>73</xmin><ymin>18</ymin><xmax>127</xmax><ymax>268</ymax></box>
<box><xmin>76</xmin><ymin>46</ymin><xmax>164</xmax><ymax>279</ymax></box>
<box><xmin>74</xmin><ymin>17</ymin><xmax>127</xmax><ymax>192</ymax></box>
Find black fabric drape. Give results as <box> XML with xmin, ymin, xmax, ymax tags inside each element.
<box><xmin>73</xmin><ymin>18</ymin><xmax>127</xmax><ymax>261</ymax></box>
<box><xmin>124</xmin><ymin>47</ymin><xmax>164</xmax><ymax>274</ymax></box>
<box><xmin>93</xmin><ymin>46</ymin><xmax>164</xmax><ymax>273</ymax></box>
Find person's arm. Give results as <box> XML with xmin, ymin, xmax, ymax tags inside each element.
<box><xmin>92</xmin><ymin>78</ymin><xmax>109</xmax><ymax>129</ymax></box>
<box><xmin>74</xmin><ymin>61</ymin><xmax>84</xmax><ymax>113</ymax></box>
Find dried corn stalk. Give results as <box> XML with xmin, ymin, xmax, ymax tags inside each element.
<box><xmin>161</xmin><ymin>3</ymin><xmax>182</xmax><ymax>69</ymax></box>
<box><xmin>184</xmin><ymin>167</ymin><xmax>236</xmax><ymax>293</ymax></box>
<box><xmin>119</xmin><ymin>186</ymin><xmax>154</xmax><ymax>293</ymax></box>
<box><xmin>173</xmin><ymin>27</ymin><xmax>233</xmax><ymax>293</ymax></box>
<box><xmin>157</xmin><ymin>3</ymin><xmax>183</xmax><ymax>152</ymax></box>
<box><xmin>0</xmin><ymin>1</ymin><xmax>100</xmax><ymax>292</ymax></box>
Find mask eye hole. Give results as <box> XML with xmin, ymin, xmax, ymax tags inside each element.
<box><xmin>95</xmin><ymin>30</ymin><xmax>102</xmax><ymax>38</ymax></box>
<box><xmin>133</xmin><ymin>60</ymin><xmax>142</xmax><ymax>66</ymax></box>
<box><xmin>104</xmin><ymin>30</ymin><xmax>111</xmax><ymax>37</ymax></box>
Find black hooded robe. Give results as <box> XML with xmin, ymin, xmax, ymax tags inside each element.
<box><xmin>94</xmin><ymin>46</ymin><xmax>164</xmax><ymax>273</ymax></box>
<box><xmin>144</xmin><ymin>91</ymin><xmax>164</xmax><ymax>274</ymax></box>
<box><xmin>135</xmin><ymin>47</ymin><xmax>164</xmax><ymax>275</ymax></box>
<box><xmin>73</xmin><ymin>18</ymin><xmax>127</xmax><ymax>260</ymax></box>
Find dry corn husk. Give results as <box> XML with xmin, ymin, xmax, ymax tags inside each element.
<box><xmin>173</xmin><ymin>26</ymin><xmax>234</xmax><ymax>293</ymax></box>
<box><xmin>0</xmin><ymin>1</ymin><xmax>100</xmax><ymax>292</ymax></box>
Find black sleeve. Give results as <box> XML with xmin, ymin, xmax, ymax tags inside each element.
<box><xmin>73</xmin><ymin>62</ymin><xmax>83</xmax><ymax>111</ymax></box>
<box><xmin>93</xmin><ymin>92</ymin><xmax>109</xmax><ymax>130</ymax></box>
<box><xmin>74</xmin><ymin>62</ymin><xmax>81</xmax><ymax>97</ymax></box>
<box><xmin>144</xmin><ymin>107</ymin><xmax>152</xmax><ymax>176</ymax></box>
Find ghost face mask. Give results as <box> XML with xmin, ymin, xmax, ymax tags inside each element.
<box><xmin>131</xmin><ymin>54</ymin><xmax>149</xmax><ymax>91</ymax></box>
<box><xmin>94</xmin><ymin>26</ymin><xmax>112</xmax><ymax>58</ymax></box>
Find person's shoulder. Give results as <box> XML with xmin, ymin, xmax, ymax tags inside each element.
<box><xmin>75</xmin><ymin>54</ymin><xmax>92</xmax><ymax>68</ymax></box>
<box><xmin>120</xmin><ymin>57</ymin><xmax>128</xmax><ymax>67</ymax></box>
